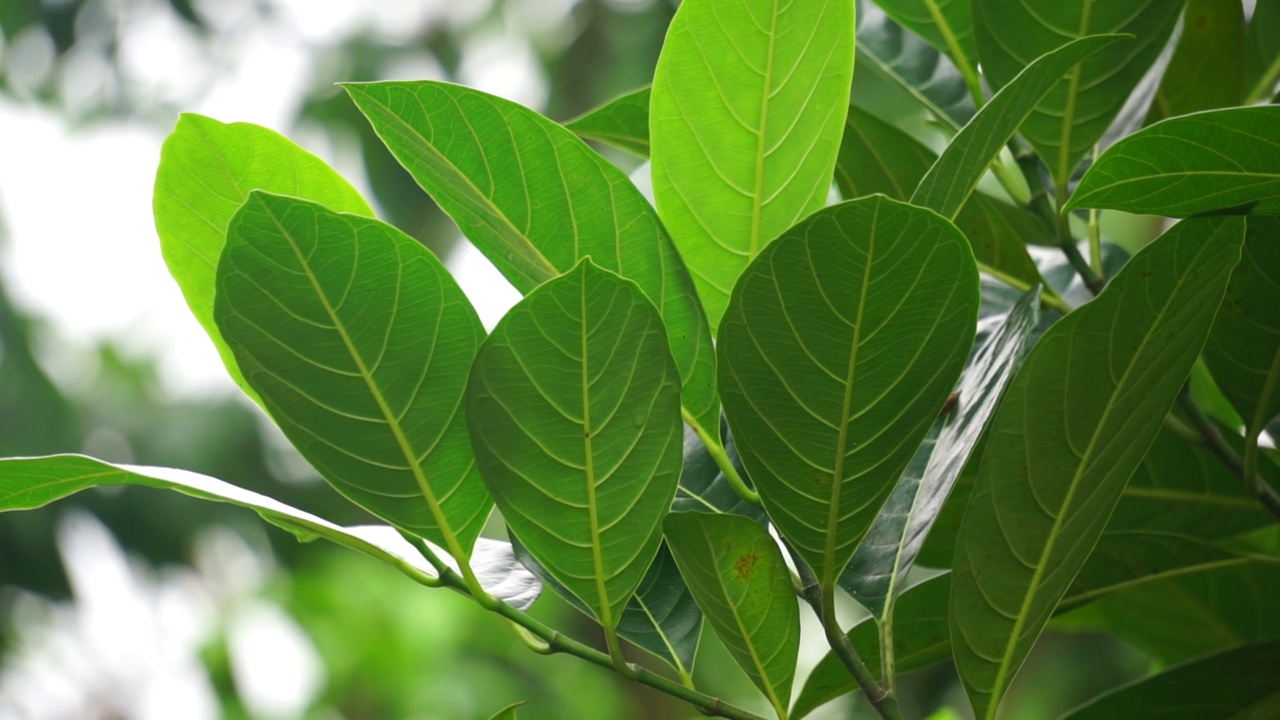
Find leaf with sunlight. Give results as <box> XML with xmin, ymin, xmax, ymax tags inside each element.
<box><xmin>566</xmin><ymin>86</ymin><xmax>651</xmax><ymax>158</ymax></box>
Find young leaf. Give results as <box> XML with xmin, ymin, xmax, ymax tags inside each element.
<box><xmin>213</xmin><ymin>192</ymin><xmax>489</xmax><ymax>556</ymax></box>
<box><xmin>718</xmin><ymin>196</ymin><xmax>979</xmax><ymax>589</ymax></box>
<box><xmin>466</xmin><ymin>259</ymin><xmax>682</xmax><ymax>628</ymax></box>
<box><xmin>949</xmin><ymin>216</ymin><xmax>1246</xmax><ymax>719</ymax></box>
<box><xmin>664</xmin><ymin>511</ymin><xmax>799</xmax><ymax>718</ymax></box>
<box><xmin>910</xmin><ymin>34</ymin><xmax>1124</xmax><ymax>219</ymax></box>
<box><xmin>342</xmin><ymin>81</ymin><xmax>718</xmax><ymax>436</ymax></box>
<box><xmin>840</xmin><ymin>286</ymin><xmax>1040</xmax><ymax>616</ymax></box>
<box><xmin>649</xmin><ymin>0</ymin><xmax>856</xmax><ymax>330</ymax></box>
<box><xmin>1145</xmin><ymin>0</ymin><xmax>1245</xmax><ymax>123</ymax></box>
<box><xmin>972</xmin><ymin>0</ymin><xmax>1183</xmax><ymax>186</ymax></box>
<box><xmin>565</xmin><ymin>86</ymin><xmax>651</xmax><ymax>158</ymax></box>
<box><xmin>673</xmin><ymin>422</ymin><xmax>768</xmax><ymax>525</ymax></box>
<box><xmin>1067</xmin><ymin>106</ymin><xmax>1280</xmax><ymax>216</ymax></box>
<box><xmin>869</xmin><ymin>0</ymin><xmax>979</xmax><ymax>91</ymax></box>
<box><xmin>152</xmin><ymin>114</ymin><xmax>373</xmax><ymax>400</ymax></box>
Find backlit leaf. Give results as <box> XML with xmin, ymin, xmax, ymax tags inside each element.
<box><xmin>565</xmin><ymin>86</ymin><xmax>651</xmax><ymax>158</ymax></box>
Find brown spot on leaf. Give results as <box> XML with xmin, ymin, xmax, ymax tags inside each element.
<box><xmin>734</xmin><ymin>552</ymin><xmax>759</xmax><ymax>580</ymax></box>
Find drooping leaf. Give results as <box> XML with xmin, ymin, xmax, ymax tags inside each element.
<box><xmin>565</xmin><ymin>86</ymin><xmax>651</xmax><ymax>158</ymax></box>
<box><xmin>1062</xmin><ymin>640</ymin><xmax>1280</xmax><ymax>720</ymax></box>
<box><xmin>213</xmin><ymin>192</ymin><xmax>490</xmax><ymax>556</ymax></box>
<box><xmin>0</xmin><ymin>455</ymin><xmax>539</xmax><ymax>610</ymax></box>
<box><xmin>343</xmin><ymin>81</ymin><xmax>718</xmax><ymax>436</ymax></box>
<box><xmin>664</xmin><ymin>511</ymin><xmax>799</xmax><ymax>718</ymax></box>
<box><xmin>1146</xmin><ymin>0</ymin><xmax>1245</xmax><ymax>123</ymax></box>
<box><xmin>949</xmin><ymin>216</ymin><xmax>1246</xmax><ymax>719</ymax></box>
<box><xmin>1067</xmin><ymin>106</ymin><xmax>1280</xmax><ymax>216</ymax></box>
<box><xmin>1245</xmin><ymin>1</ymin><xmax>1280</xmax><ymax>104</ymax></box>
<box><xmin>972</xmin><ymin>0</ymin><xmax>1184</xmax><ymax>186</ymax></box>
<box><xmin>870</xmin><ymin>0</ymin><xmax>977</xmax><ymax>76</ymax></box>
<box><xmin>719</xmin><ymin>196</ymin><xmax>979</xmax><ymax>589</ymax></box>
<box><xmin>152</xmin><ymin>114</ymin><xmax>373</xmax><ymax>400</ymax></box>
<box><xmin>910</xmin><ymin>34</ymin><xmax>1125</xmax><ymax>219</ymax></box>
<box><xmin>841</xmin><ymin>287</ymin><xmax>1040</xmax><ymax>616</ymax></box>
<box><xmin>673</xmin><ymin>421</ymin><xmax>768</xmax><ymax>525</ymax></box>
<box><xmin>466</xmin><ymin>259</ymin><xmax>682</xmax><ymax>628</ymax></box>
<box><xmin>649</xmin><ymin>0</ymin><xmax>856</xmax><ymax>330</ymax></box>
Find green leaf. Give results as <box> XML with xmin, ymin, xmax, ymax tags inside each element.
<box><xmin>152</xmin><ymin>114</ymin><xmax>374</xmax><ymax>400</ymax></box>
<box><xmin>0</xmin><ymin>455</ymin><xmax>540</xmax><ymax>610</ymax></box>
<box><xmin>674</xmin><ymin>422</ymin><xmax>768</xmax><ymax>525</ymax></box>
<box><xmin>972</xmin><ymin>0</ymin><xmax>1183</xmax><ymax>186</ymax></box>
<box><xmin>213</xmin><ymin>192</ymin><xmax>489</xmax><ymax>556</ymax></box>
<box><xmin>1146</xmin><ymin>0</ymin><xmax>1245</xmax><ymax>123</ymax></box>
<box><xmin>910</xmin><ymin>34</ymin><xmax>1125</xmax><ymax>219</ymax></box>
<box><xmin>1062</xmin><ymin>640</ymin><xmax>1280</xmax><ymax>720</ymax></box>
<box><xmin>466</xmin><ymin>259</ymin><xmax>683</xmax><ymax>628</ymax></box>
<box><xmin>664</xmin><ymin>511</ymin><xmax>799</xmax><ymax>718</ymax></box>
<box><xmin>949</xmin><ymin>216</ymin><xmax>1246</xmax><ymax>719</ymax></box>
<box><xmin>565</xmin><ymin>86</ymin><xmax>651</xmax><ymax>158</ymax></box>
<box><xmin>719</xmin><ymin>196</ymin><xmax>979</xmax><ymax>588</ymax></box>
<box><xmin>649</xmin><ymin>0</ymin><xmax>856</xmax><ymax>330</ymax></box>
<box><xmin>870</xmin><ymin>0</ymin><xmax>978</xmax><ymax>89</ymax></box>
<box><xmin>841</xmin><ymin>287</ymin><xmax>1040</xmax><ymax>616</ymax></box>
<box><xmin>487</xmin><ymin>702</ymin><xmax>525</xmax><ymax>720</ymax></box>
<box><xmin>1245</xmin><ymin>1</ymin><xmax>1280</xmax><ymax>104</ymax></box>
<box><xmin>342</xmin><ymin>81</ymin><xmax>718</xmax><ymax>437</ymax></box>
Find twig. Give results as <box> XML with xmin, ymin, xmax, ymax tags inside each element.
<box><xmin>683</xmin><ymin>408</ymin><xmax>761</xmax><ymax>505</ymax></box>
<box><xmin>1177</xmin><ymin>388</ymin><xmax>1280</xmax><ymax>522</ymax></box>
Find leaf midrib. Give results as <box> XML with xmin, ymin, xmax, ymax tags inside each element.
<box><xmin>1054</xmin><ymin>0</ymin><xmax>1094</xmax><ymax>187</ymax></box>
<box><xmin>581</xmin><ymin>273</ymin><xmax>614</xmax><ymax>628</ymax></box>
<box><xmin>749</xmin><ymin>0</ymin><xmax>781</xmax><ymax>259</ymax></box>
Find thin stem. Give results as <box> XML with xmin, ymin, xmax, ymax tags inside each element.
<box><xmin>1088</xmin><ymin>207</ymin><xmax>1102</xmax><ymax>277</ymax></box>
<box><xmin>683</xmin><ymin>408</ymin><xmax>761</xmax><ymax>505</ymax></box>
<box><xmin>980</xmin><ymin>261</ymin><xmax>1074</xmax><ymax>316</ymax></box>
<box><xmin>1244</xmin><ymin>49</ymin><xmax>1280</xmax><ymax>105</ymax></box>
<box><xmin>878</xmin><ymin>603</ymin><xmax>897</xmax><ymax>695</ymax></box>
<box><xmin>1177</xmin><ymin>388</ymin><xmax>1280</xmax><ymax>522</ymax></box>
<box><xmin>1054</xmin><ymin>195</ymin><xmax>1104</xmax><ymax>294</ymax></box>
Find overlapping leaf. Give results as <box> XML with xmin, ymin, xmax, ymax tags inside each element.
<box><xmin>949</xmin><ymin>216</ymin><xmax>1246</xmax><ymax>719</ymax></box>
<box><xmin>565</xmin><ymin>86</ymin><xmax>651</xmax><ymax>158</ymax></box>
<box><xmin>673</xmin><ymin>422</ymin><xmax>767</xmax><ymax>525</ymax></box>
<box><xmin>1245</xmin><ymin>1</ymin><xmax>1280</xmax><ymax>104</ymax></box>
<box><xmin>650</xmin><ymin>0</ymin><xmax>855</xmax><ymax>330</ymax></box>
<box><xmin>466</xmin><ymin>260</ymin><xmax>682</xmax><ymax>627</ymax></box>
<box><xmin>718</xmin><ymin>196</ymin><xmax>979</xmax><ymax>588</ymax></box>
<box><xmin>870</xmin><ymin>0</ymin><xmax>978</xmax><ymax>88</ymax></box>
<box><xmin>1145</xmin><ymin>0</ymin><xmax>1244</xmax><ymax>123</ymax></box>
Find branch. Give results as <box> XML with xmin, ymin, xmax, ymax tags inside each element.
<box><xmin>1177</xmin><ymin>388</ymin><xmax>1280</xmax><ymax>522</ymax></box>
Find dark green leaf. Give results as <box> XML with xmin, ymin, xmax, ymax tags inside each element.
<box><xmin>466</xmin><ymin>260</ymin><xmax>682</xmax><ymax>627</ymax></box>
<box><xmin>1245</xmin><ymin>1</ymin><xmax>1280</xmax><ymax>104</ymax></box>
<box><xmin>664</xmin><ymin>511</ymin><xmax>799</xmax><ymax>717</ymax></box>
<box><xmin>673</xmin><ymin>421</ymin><xmax>768</xmax><ymax>525</ymax></box>
<box><xmin>214</xmin><ymin>192</ymin><xmax>489</xmax><ymax>555</ymax></box>
<box><xmin>949</xmin><ymin>216</ymin><xmax>1246</xmax><ymax>719</ymax></box>
<box><xmin>1067</xmin><ymin>106</ymin><xmax>1280</xmax><ymax>216</ymax></box>
<box><xmin>1146</xmin><ymin>0</ymin><xmax>1245</xmax><ymax>122</ymax></box>
<box><xmin>565</xmin><ymin>86</ymin><xmax>651</xmax><ymax>158</ymax></box>
<box><xmin>719</xmin><ymin>196</ymin><xmax>979</xmax><ymax>589</ymax></box>
<box><xmin>650</xmin><ymin>0</ymin><xmax>855</xmax><ymax>330</ymax></box>
<box><xmin>871</xmin><ymin>0</ymin><xmax>977</xmax><ymax>73</ymax></box>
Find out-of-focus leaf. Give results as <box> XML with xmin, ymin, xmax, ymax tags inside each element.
<box><xmin>870</xmin><ymin>0</ymin><xmax>978</xmax><ymax>83</ymax></box>
<box><xmin>466</xmin><ymin>260</ymin><xmax>682</xmax><ymax>628</ymax></box>
<box><xmin>664</xmin><ymin>512</ymin><xmax>799</xmax><ymax>718</ymax></box>
<box><xmin>673</xmin><ymin>422</ymin><xmax>767</xmax><ymax>525</ymax></box>
<box><xmin>152</xmin><ymin>114</ymin><xmax>373</xmax><ymax>400</ymax></box>
<box><xmin>1245</xmin><ymin>1</ymin><xmax>1280</xmax><ymax>104</ymax></box>
<box><xmin>1067</xmin><ymin>106</ymin><xmax>1280</xmax><ymax>216</ymax></box>
<box><xmin>949</xmin><ymin>217</ymin><xmax>1245</xmax><ymax>719</ymax></box>
<box><xmin>719</xmin><ymin>196</ymin><xmax>978</xmax><ymax>589</ymax></box>
<box><xmin>1146</xmin><ymin>0</ymin><xmax>1245</xmax><ymax>122</ymax></box>
<box><xmin>213</xmin><ymin>192</ymin><xmax>489</xmax><ymax>555</ymax></box>
<box><xmin>650</xmin><ymin>0</ymin><xmax>855</xmax><ymax>330</ymax></box>
<box><xmin>487</xmin><ymin>702</ymin><xmax>524</xmax><ymax>720</ymax></box>
<box><xmin>565</xmin><ymin>86</ymin><xmax>651</xmax><ymax>158</ymax></box>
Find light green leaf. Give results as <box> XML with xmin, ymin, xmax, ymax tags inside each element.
<box><xmin>910</xmin><ymin>34</ymin><xmax>1125</xmax><ymax>219</ymax></box>
<box><xmin>973</xmin><ymin>0</ymin><xmax>1184</xmax><ymax>186</ymax></box>
<box><xmin>342</xmin><ymin>81</ymin><xmax>718</xmax><ymax>436</ymax></box>
<box><xmin>650</xmin><ymin>0</ymin><xmax>856</xmax><ymax>330</ymax></box>
<box><xmin>664</xmin><ymin>511</ymin><xmax>799</xmax><ymax>718</ymax></box>
<box><xmin>487</xmin><ymin>702</ymin><xmax>524</xmax><ymax>720</ymax></box>
<box><xmin>213</xmin><ymin>192</ymin><xmax>489</xmax><ymax>556</ymax></box>
<box><xmin>565</xmin><ymin>86</ymin><xmax>651</xmax><ymax>158</ymax></box>
<box><xmin>152</xmin><ymin>114</ymin><xmax>373</xmax><ymax>400</ymax></box>
<box><xmin>1146</xmin><ymin>0</ymin><xmax>1245</xmax><ymax>123</ymax></box>
<box><xmin>949</xmin><ymin>216</ymin><xmax>1246</xmax><ymax>719</ymax></box>
<box><xmin>870</xmin><ymin>0</ymin><xmax>978</xmax><ymax>91</ymax></box>
<box><xmin>1245</xmin><ymin>1</ymin><xmax>1280</xmax><ymax>104</ymax></box>
<box><xmin>718</xmin><ymin>196</ymin><xmax>979</xmax><ymax>588</ymax></box>
<box><xmin>466</xmin><ymin>259</ymin><xmax>682</xmax><ymax>628</ymax></box>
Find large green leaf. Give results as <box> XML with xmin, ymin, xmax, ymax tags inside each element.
<box><xmin>1146</xmin><ymin>0</ymin><xmax>1245</xmax><ymax>123</ymax></box>
<box><xmin>719</xmin><ymin>196</ymin><xmax>979</xmax><ymax>588</ymax></box>
<box><xmin>1067</xmin><ymin>106</ymin><xmax>1280</xmax><ymax>217</ymax></box>
<box><xmin>910</xmin><ymin>34</ymin><xmax>1124</xmax><ymax>219</ymax></box>
<box><xmin>0</xmin><ymin>455</ymin><xmax>539</xmax><ymax>610</ymax></box>
<box><xmin>649</xmin><ymin>0</ymin><xmax>856</xmax><ymax>330</ymax></box>
<box><xmin>949</xmin><ymin>216</ymin><xmax>1246</xmax><ymax>719</ymax></box>
<box><xmin>841</xmin><ymin>287</ymin><xmax>1039</xmax><ymax>616</ymax></box>
<box><xmin>1062</xmin><ymin>640</ymin><xmax>1280</xmax><ymax>720</ymax></box>
<box><xmin>1245</xmin><ymin>1</ymin><xmax>1280</xmax><ymax>104</ymax></box>
<box><xmin>565</xmin><ymin>86</ymin><xmax>651</xmax><ymax>158</ymax></box>
<box><xmin>342</xmin><ymin>81</ymin><xmax>718</xmax><ymax>436</ymax></box>
<box><xmin>870</xmin><ymin>0</ymin><xmax>977</xmax><ymax>76</ymax></box>
<box><xmin>213</xmin><ymin>192</ymin><xmax>489</xmax><ymax>555</ymax></box>
<box><xmin>973</xmin><ymin>0</ymin><xmax>1184</xmax><ymax>186</ymax></box>
<box><xmin>664</xmin><ymin>511</ymin><xmax>799</xmax><ymax>718</ymax></box>
<box><xmin>466</xmin><ymin>260</ymin><xmax>682</xmax><ymax>627</ymax></box>
<box><xmin>152</xmin><ymin>114</ymin><xmax>373</xmax><ymax>399</ymax></box>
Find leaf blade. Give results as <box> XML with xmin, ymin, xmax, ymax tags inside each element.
<box><xmin>566</xmin><ymin>86</ymin><xmax>652</xmax><ymax>158</ymax></box>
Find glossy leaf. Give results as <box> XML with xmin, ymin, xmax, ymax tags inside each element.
<box><xmin>1146</xmin><ymin>0</ymin><xmax>1245</xmax><ymax>122</ymax></box>
<box><xmin>973</xmin><ymin>0</ymin><xmax>1183</xmax><ymax>185</ymax></box>
<box><xmin>673</xmin><ymin>422</ymin><xmax>768</xmax><ymax>525</ymax></box>
<box><xmin>565</xmin><ymin>86</ymin><xmax>651</xmax><ymax>158</ymax></box>
<box><xmin>343</xmin><ymin>81</ymin><xmax>718</xmax><ymax>436</ymax></box>
<box><xmin>911</xmin><ymin>34</ymin><xmax>1124</xmax><ymax>219</ymax></box>
<box><xmin>664</xmin><ymin>511</ymin><xmax>799</xmax><ymax>718</ymax></box>
<box><xmin>871</xmin><ymin>0</ymin><xmax>977</xmax><ymax>73</ymax></box>
<box><xmin>650</xmin><ymin>0</ymin><xmax>856</xmax><ymax>330</ymax></box>
<box><xmin>1067</xmin><ymin>106</ymin><xmax>1280</xmax><ymax>216</ymax></box>
<box><xmin>841</xmin><ymin>287</ymin><xmax>1040</xmax><ymax>615</ymax></box>
<box><xmin>152</xmin><ymin>114</ymin><xmax>373</xmax><ymax>399</ymax></box>
<box><xmin>1245</xmin><ymin>1</ymin><xmax>1280</xmax><ymax>104</ymax></box>
<box><xmin>0</xmin><ymin>455</ymin><xmax>539</xmax><ymax>610</ymax></box>
<box><xmin>213</xmin><ymin>192</ymin><xmax>489</xmax><ymax>555</ymax></box>
<box><xmin>949</xmin><ymin>216</ymin><xmax>1246</xmax><ymax>719</ymax></box>
<box><xmin>719</xmin><ymin>196</ymin><xmax>979</xmax><ymax>588</ymax></box>
<box><xmin>466</xmin><ymin>260</ymin><xmax>682</xmax><ymax>628</ymax></box>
